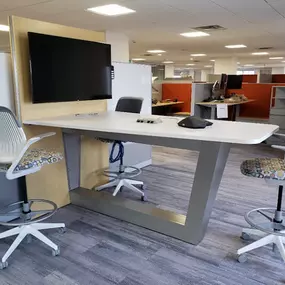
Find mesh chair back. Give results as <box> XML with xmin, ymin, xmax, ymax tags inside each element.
<box><xmin>115</xmin><ymin>97</ymin><xmax>143</xmax><ymax>114</ymax></box>
<box><xmin>0</xmin><ymin>107</ymin><xmax>26</xmax><ymax>163</ymax></box>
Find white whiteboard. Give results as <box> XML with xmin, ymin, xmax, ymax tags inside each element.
<box><xmin>0</xmin><ymin>53</ymin><xmax>14</xmax><ymax>111</ymax></box>
<box><xmin>108</xmin><ymin>62</ymin><xmax>152</xmax><ymax>115</ymax></box>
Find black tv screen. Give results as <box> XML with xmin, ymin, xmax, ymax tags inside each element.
<box><xmin>28</xmin><ymin>32</ymin><xmax>112</xmax><ymax>103</ymax></box>
<box><xmin>226</xmin><ymin>75</ymin><xmax>243</xmax><ymax>89</ymax></box>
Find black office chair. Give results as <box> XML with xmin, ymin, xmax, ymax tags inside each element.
<box><xmin>96</xmin><ymin>97</ymin><xmax>146</xmax><ymax>201</ymax></box>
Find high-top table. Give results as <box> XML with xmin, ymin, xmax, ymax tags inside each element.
<box><xmin>24</xmin><ymin>111</ymin><xmax>278</xmax><ymax>244</ymax></box>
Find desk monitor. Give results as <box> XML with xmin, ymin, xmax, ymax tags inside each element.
<box><xmin>226</xmin><ymin>75</ymin><xmax>243</xmax><ymax>89</ymax></box>
<box><xmin>28</xmin><ymin>32</ymin><xmax>112</xmax><ymax>104</ymax></box>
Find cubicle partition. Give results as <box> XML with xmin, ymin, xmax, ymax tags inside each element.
<box><xmin>162</xmin><ymin>82</ymin><xmax>192</xmax><ymax>113</ymax></box>
<box><xmin>228</xmin><ymin>83</ymin><xmax>285</xmax><ymax>119</ymax></box>
<box><xmin>9</xmin><ymin>16</ymin><xmax>109</xmax><ymax>207</ymax></box>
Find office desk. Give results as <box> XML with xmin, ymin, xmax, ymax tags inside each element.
<box><xmin>152</xmin><ymin>101</ymin><xmax>184</xmax><ymax>115</ymax></box>
<box><xmin>24</xmin><ymin>112</ymin><xmax>278</xmax><ymax>245</ymax></box>
<box><xmin>196</xmin><ymin>100</ymin><xmax>255</xmax><ymax>121</ymax></box>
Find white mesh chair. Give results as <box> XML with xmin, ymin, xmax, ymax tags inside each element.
<box><xmin>0</xmin><ymin>106</ymin><xmax>65</xmax><ymax>269</ymax></box>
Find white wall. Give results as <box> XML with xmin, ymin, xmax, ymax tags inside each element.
<box><xmin>201</xmin><ymin>69</ymin><xmax>213</xmax><ymax>81</ymax></box>
<box><xmin>0</xmin><ymin>53</ymin><xmax>14</xmax><ymax>111</ymax></box>
<box><xmin>214</xmin><ymin>58</ymin><xmax>237</xmax><ymax>74</ymax></box>
<box><xmin>105</xmin><ymin>31</ymin><xmax>129</xmax><ymax>62</ymax></box>
<box><xmin>165</xmin><ymin>65</ymin><xmax>174</xmax><ymax>78</ymax></box>
<box><xmin>272</xmin><ymin>67</ymin><xmax>285</xmax><ymax>74</ymax></box>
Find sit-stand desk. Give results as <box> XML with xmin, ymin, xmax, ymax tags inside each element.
<box><xmin>24</xmin><ymin>112</ymin><xmax>278</xmax><ymax>245</ymax></box>
<box><xmin>152</xmin><ymin>101</ymin><xmax>184</xmax><ymax>115</ymax></box>
<box><xmin>196</xmin><ymin>100</ymin><xmax>255</xmax><ymax>121</ymax></box>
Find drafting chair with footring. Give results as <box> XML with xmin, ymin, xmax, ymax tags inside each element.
<box><xmin>237</xmin><ymin>135</ymin><xmax>285</xmax><ymax>263</ymax></box>
<box><xmin>96</xmin><ymin>97</ymin><xmax>146</xmax><ymax>201</ymax></box>
<box><xmin>0</xmin><ymin>107</ymin><xmax>65</xmax><ymax>269</ymax></box>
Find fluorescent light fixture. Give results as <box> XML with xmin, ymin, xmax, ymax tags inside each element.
<box><xmin>244</xmin><ymin>64</ymin><xmax>254</xmax><ymax>66</ymax></box>
<box><xmin>191</xmin><ymin>54</ymin><xmax>206</xmax><ymax>57</ymax></box>
<box><xmin>132</xmin><ymin>58</ymin><xmax>145</xmax><ymax>61</ymax></box>
<box><xmin>158</xmin><ymin>54</ymin><xmax>162</xmax><ymax>56</ymax></box>
<box><xmin>204</xmin><ymin>65</ymin><xmax>212</xmax><ymax>68</ymax></box>
<box><xmin>163</xmin><ymin>61</ymin><xmax>174</xmax><ymax>64</ymax></box>
<box><xmin>0</xmin><ymin>25</ymin><xmax>9</xmax><ymax>32</ymax></box>
<box><xmin>210</xmin><ymin>59</ymin><xmax>215</xmax><ymax>62</ymax></box>
<box><xmin>147</xmin><ymin>50</ymin><xmax>166</xmax><ymax>53</ymax></box>
<box><xmin>282</xmin><ymin>61</ymin><xmax>285</xmax><ymax>63</ymax></box>
<box><xmin>252</xmin><ymin>52</ymin><xmax>269</xmax><ymax>55</ymax></box>
<box><xmin>87</xmin><ymin>4</ymin><xmax>135</xmax><ymax>16</ymax></box>
<box><xmin>225</xmin><ymin>44</ymin><xmax>247</xmax><ymax>49</ymax></box>
<box><xmin>180</xmin><ymin>31</ymin><xmax>209</xmax><ymax>38</ymax></box>
<box><xmin>186</xmin><ymin>63</ymin><xmax>195</xmax><ymax>66</ymax></box>
<box><xmin>269</xmin><ymin>57</ymin><xmax>284</xmax><ymax>60</ymax></box>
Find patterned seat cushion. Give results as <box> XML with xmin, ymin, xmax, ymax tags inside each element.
<box><xmin>0</xmin><ymin>149</ymin><xmax>63</xmax><ymax>173</ymax></box>
<box><xmin>241</xmin><ymin>158</ymin><xmax>285</xmax><ymax>180</ymax></box>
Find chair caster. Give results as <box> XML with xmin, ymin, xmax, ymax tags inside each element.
<box><xmin>240</xmin><ymin>232</ymin><xmax>251</xmax><ymax>241</ymax></box>
<box><xmin>58</xmin><ymin>227</ymin><xmax>66</xmax><ymax>234</ymax></box>
<box><xmin>0</xmin><ymin>261</ymin><xmax>8</xmax><ymax>269</ymax></box>
<box><xmin>52</xmin><ymin>247</ymin><xmax>60</xmax><ymax>257</ymax></box>
<box><xmin>140</xmin><ymin>185</ymin><xmax>146</xmax><ymax>190</ymax></box>
<box><xmin>237</xmin><ymin>254</ymin><xmax>247</xmax><ymax>263</ymax></box>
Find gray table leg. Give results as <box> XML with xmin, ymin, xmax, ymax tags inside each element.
<box><xmin>185</xmin><ymin>141</ymin><xmax>230</xmax><ymax>244</ymax></box>
<box><xmin>210</xmin><ymin>106</ymin><xmax>216</xmax><ymax>119</ymax></box>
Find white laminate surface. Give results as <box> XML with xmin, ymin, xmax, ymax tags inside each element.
<box><xmin>24</xmin><ymin>111</ymin><xmax>279</xmax><ymax>145</ymax></box>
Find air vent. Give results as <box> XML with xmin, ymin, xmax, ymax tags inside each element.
<box><xmin>194</xmin><ymin>25</ymin><xmax>226</xmax><ymax>31</ymax></box>
<box><xmin>193</xmin><ymin>60</ymin><xmax>200</xmax><ymax>63</ymax></box>
<box><xmin>143</xmin><ymin>53</ymin><xmax>154</xmax><ymax>57</ymax></box>
<box><xmin>258</xmin><ymin>47</ymin><xmax>273</xmax><ymax>50</ymax></box>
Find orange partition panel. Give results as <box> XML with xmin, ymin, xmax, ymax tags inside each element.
<box><xmin>162</xmin><ymin>83</ymin><xmax>192</xmax><ymax>112</ymax></box>
<box><xmin>228</xmin><ymin>83</ymin><xmax>285</xmax><ymax>119</ymax></box>
<box><xmin>272</xmin><ymin>74</ymin><xmax>285</xmax><ymax>83</ymax></box>
<box><xmin>242</xmin><ymin>75</ymin><xmax>257</xmax><ymax>83</ymax></box>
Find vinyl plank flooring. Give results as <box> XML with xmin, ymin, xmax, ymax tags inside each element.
<box><xmin>0</xmin><ymin>144</ymin><xmax>284</xmax><ymax>284</ymax></box>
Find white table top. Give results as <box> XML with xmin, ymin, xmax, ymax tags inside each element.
<box><xmin>24</xmin><ymin>112</ymin><xmax>279</xmax><ymax>145</ymax></box>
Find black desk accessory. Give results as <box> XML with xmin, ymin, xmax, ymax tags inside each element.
<box><xmin>178</xmin><ymin>116</ymin><xmax>213</xmax><ymax>129</ymax></box>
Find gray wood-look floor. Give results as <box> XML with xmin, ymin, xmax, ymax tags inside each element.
<box><xmin>0</xmin><ymin>144</ymin><xmax>285</xmax><ymax>285</ymax></box>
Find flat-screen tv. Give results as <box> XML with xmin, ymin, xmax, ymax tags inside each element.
<box><xmin>28</xmin><ymin>32</ymin><xmax>112</xmax><ymax>103</ymax></box>
<box><xmin>226</xmin><ymin>75</ymin><xmax>243</xmax><ymax>89</ymax></box>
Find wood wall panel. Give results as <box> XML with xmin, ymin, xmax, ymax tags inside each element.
<box><xmin>9</xmin><ymin>16</ymin><xmax>109</xmax><ymax>207</ymax></box>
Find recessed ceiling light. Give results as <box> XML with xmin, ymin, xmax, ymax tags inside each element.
<box><xmin>191</xmin><ymin>54</ymin><xmax>206</xmax><ymax>57</ymax></box>
<box><xmin>186</xmin><ymin>63</ymin><xmax>195</xmax><ymax>66</ymax></box>
<box><xmin>0</xmin><ymin>25</ymin><xmax>9</xmax><ymax>32</ymax></box>
<box><xmin>225</xmin><ymin>45</ymin><xmax>247</xmax><ymax>49</ymax></box>
<box><xmin>147</xmin><ymin>50</ymin><xmax>166</xmax><ymax>53</ymax></box>
<box><xmin>132</xmin><ymin>58</ymin><xmax>145</xmax><ymax>61</ymax></box>
<box><xmin>237</xmin><ymin>62</ymin><xmax>240</xmax><ymax>64</ymax></box>
<box><xmin>244</xmin><ymin>64</ymin><xmax>254</xmax><ymax>66</ymax></box>
<box><xmin>269</xmin><ymin>57</ymin><xmax>284</xmax><ymax>59</ymax></box>
<box><xmin>87</xmin><ymin>4</ymin><xmax>135</xmax><ymax>16</ymax></box>
<box><xmin>163</xmin><ymin>61</ymin><xmax>174</xmax><ymax>64</ymax></box>
<box><xmin>252</xmin><ymin>52</ymin><xmax>269</xmax><ymax>55</ymax></box>
<box><xmin>210</xmin><ymin>59</ymin><xmax>215</xmax><ymax>62</ymax></box>
<box><xmin>282</xmin><ymin>61</ymin><xmax>285</xmax><ymax>63</ymax></box>
<box><xmin>204</xmin><ymin>65</ymin><xmax>212</xmax><ymax>68</ymax></box>
<box><xmin>158</xmin><ymin>54</ymin><xmax>162</xmax><ymax>56</ymax></box>
<box><xmin>190</xmin><ymin>58</ymin><xmax>193</xmax><ymax>60</ymax></box>
<box><xmin>180</xmin><ymin>31</ymin><xmax>209</xmax><ymax>38</ymax></box>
